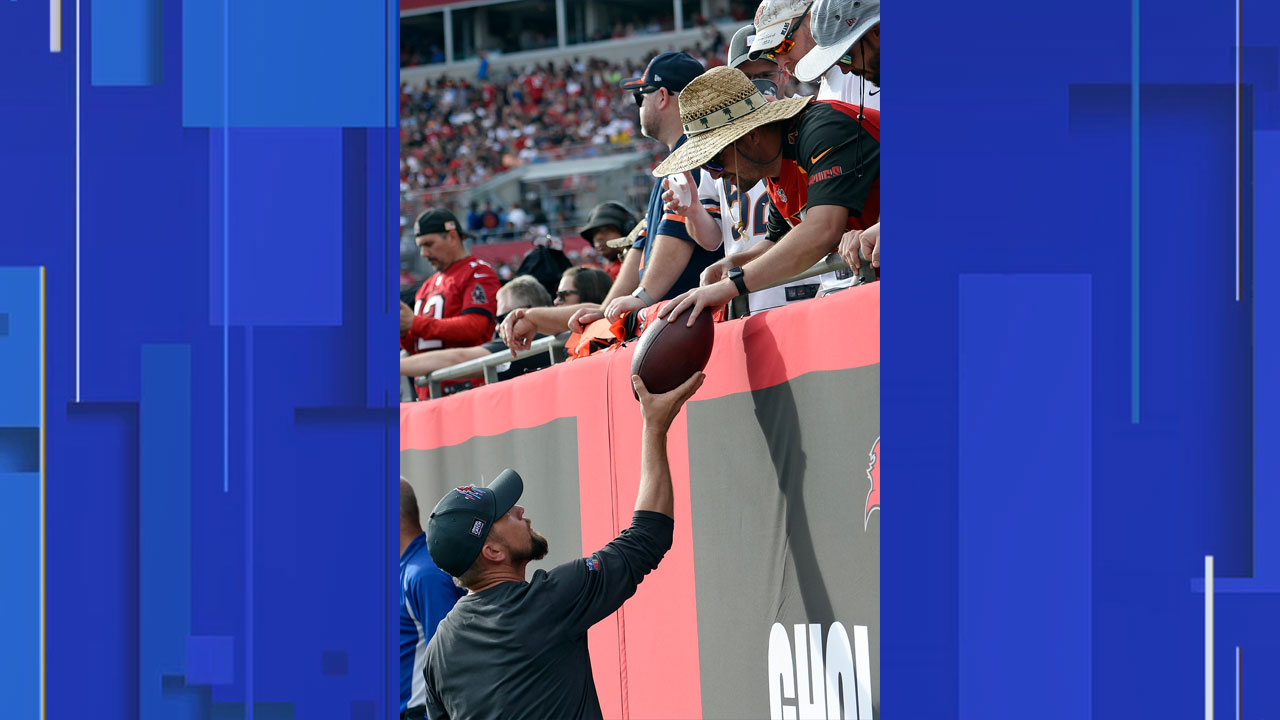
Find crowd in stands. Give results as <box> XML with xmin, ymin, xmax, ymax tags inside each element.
<box><xmin>400</xmin><ymin>42</ymin><xmax>726</xmax><ymax>195</ymax></box>
<box><xmin>399</xmin><ymin>0</ymin><xmax>880</xmax><ymax>405</ymax></box>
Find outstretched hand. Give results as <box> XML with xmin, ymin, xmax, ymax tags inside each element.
<box><xmin>656</xmin><ymin>282</ymin><xmax>736</xmax><ymax>327</ymax></box>
<box><xmin>632</xmin><ymin>372</ymin><xmax>705</xmax><ymax>433</ymax></box>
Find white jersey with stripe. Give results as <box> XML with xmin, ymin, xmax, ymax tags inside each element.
<box><xmin>715</xmin><ymin>178</ymin><xmax>842</xmax><ymax>314</ymax></box>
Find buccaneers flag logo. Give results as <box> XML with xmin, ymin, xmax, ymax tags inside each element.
<box><xmin>864</xmin><ymin>437</ymin><xmax>879</xmax><ymax>530</ymax></box>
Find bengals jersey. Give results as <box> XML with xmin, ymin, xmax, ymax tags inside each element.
<box><xmin>764</xmin><ymin>100</ymin><xmax>880</xmax><ymax>242</ymax></box>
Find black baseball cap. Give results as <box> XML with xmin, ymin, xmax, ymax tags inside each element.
<box><xmin>620</xmin><ymin>51</ymin><xmax>705</xmax><ymax>94</ymax></box>
<box><xmin>415</xmin><ymin>208</ymin><xmax>473</xmax><ymax>239</ymax></box>
<box><xmin>426</xmin><ymin>468</ymin><xmax>524</xmax><ymax>577</ymax></box>
<box><xmin>580</xmin><ymin>202</ymin><xmax>638</xmax><ymax>242</ymax></box>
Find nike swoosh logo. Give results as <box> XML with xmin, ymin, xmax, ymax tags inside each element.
<box><xmin>810</xmin><ymin>147</ymin><xmax>834</xmax><ymax>165</ymax></box>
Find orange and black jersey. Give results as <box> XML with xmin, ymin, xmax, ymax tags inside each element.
<box><xmin>764</xmin><ymin>100</ymin><xmax>880</xmax><ymax>242</ymax></box>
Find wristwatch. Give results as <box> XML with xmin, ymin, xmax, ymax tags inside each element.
<box><xmin>727</xmin><ymin>266</ymin><xmax>749</xmax><ymax>296</ymax></box>
<box><xmin>631</xmin><ymin>286</ymin><xmax>655</xmax><ymax>306</ymax></box>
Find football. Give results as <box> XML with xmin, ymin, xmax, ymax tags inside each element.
<box><xmin>630</xmin><ymin>306</ymin><xmax>715</xmax><ymax>396</ymax></box>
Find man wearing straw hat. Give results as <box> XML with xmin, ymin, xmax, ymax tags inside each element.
<box><xmin>654</xmin><ymin>66</ymin><xmax>879</xmax><ymax>326</ymax></box>
<box><xmin>661</xmin><ymin>24</ymin><xmax>848</xmax><ymax>314</ymax></box>
<box><xmin>792</xmin><ymin>0</ymin><xmax>882</xmax><ymax>273</ymax></box>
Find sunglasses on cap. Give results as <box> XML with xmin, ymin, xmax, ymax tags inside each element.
<box><xmin>764</xmin><ymin>8</ymin><xmax>809</xmax><ymax>61</ymax></box>
<box><xmin>633</xmin><ymin>86</ymin><xmax>661</xmax><ymax>106</ymax></box>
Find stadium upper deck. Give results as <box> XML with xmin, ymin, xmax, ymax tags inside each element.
<box><xmin>402</xmin><ymin>0</ymin><xmax>755</xmax><ymax>79</ymax></box>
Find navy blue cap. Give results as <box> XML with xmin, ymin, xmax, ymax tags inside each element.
<box><xmin>426</xmin><ymin>469</ymin><xmax>524</xmax><ymax>577</ymax></box>
<box><xmin>620</xmin><ymin>51</ymin><xmax>705</xmax><ymax>94</ymax></box>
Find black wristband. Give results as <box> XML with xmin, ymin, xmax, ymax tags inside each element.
<box><xmin>728</xmin><ymin>266</ymin><xmax>749</xmax><ymax>296</ymax></box>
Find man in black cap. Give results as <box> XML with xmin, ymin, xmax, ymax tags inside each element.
<box><xmin>578</xmin><ymin>201</ymin><xmax>637</xmax><ymax>281</ymax></box>
<box><xmin>400</xmin><ymin>208</ymin><xmax>501</xmax><ymax>400</ymax></box>
<box><xmin>421</xmin><ymin>371</ymin><xmax>706</xmax><ymax>719</ymax></box>
<box><xmin>573</xmin><ymin>51</ymin><xmax>724</xmax><ymax>332</ymax></box>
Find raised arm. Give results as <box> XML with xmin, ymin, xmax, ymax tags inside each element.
<box><xmin>631</xmin><ymin>372</ymin><xmax>705</xmax><ymax>518</ymax></box>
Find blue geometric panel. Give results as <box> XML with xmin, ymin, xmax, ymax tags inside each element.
<box><xmin>182</xmin><ymin>0</ymin><xmax>390</xmax><ymax>128</ymax></box>
<box><xmin>958</xmin><ymin>274</ymin><xmax>1092</xmax><ymax>720</ymax></box>
<box><xmin>1</xmin><ymin>0</ymin><xmax>398</xmax><ymax>716</ymax></box>
<box><xmin>208</xmin><ymin>128</ymin><xmax>344</xmax><ymax>327</ymax></box>
<box><xmin>0</xmin><ymin>428</ymin><xmax>41</xmax><ymax>473</ymax></box>
<box><xmin>140</xmin><ymin>345</ymin><xmax>193</xmax><ymax>720</ymax></box>
<box><xmin>0</xmin><ymin>268</ymin><xmax>41</xmax><ymax>427</ymax></box>
<box><xmin>0</xmin><ymin>472</ymin><xmax>40</xmax><ymax>720</ymax></box>
<box><xmin>92</xmin><ymin>0</ymin><xmax>161</xmax><ymax>86</ymax></box>
<box><xmin>186</xmin><ymin>636</ymin><xmax>235</xmax><ymax>687</ymax></box>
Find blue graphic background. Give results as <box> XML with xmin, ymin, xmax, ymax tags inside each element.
<box><xmin>886</xmin><ymin>0</ymin><xmax>1280</xmax><ymax>718</ymax></box>
<box><xmin>0</xmin><ymin>0</ymin><xmax>397</xmax><ymax>717</ymax></box>
<box><xmin>2</xmin><ymin>0</ymin><xmax>1276</xmax><ymax>716</ymax></box>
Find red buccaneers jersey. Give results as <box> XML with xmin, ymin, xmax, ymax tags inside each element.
<box><xmin>410</xmin><ymin>256</ymin><xmax>500</xmax><ymax>353</ymax></box>
<box><xmin>764</xmin><ymin>100</ymin><xmax>880</xmax><ymax>241</ymax></box>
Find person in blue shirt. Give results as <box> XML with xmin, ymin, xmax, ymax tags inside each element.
<box><xmin>400</xmin><ymin>479</ymin><xmax>465</xmax><ymax>719</ymax></box>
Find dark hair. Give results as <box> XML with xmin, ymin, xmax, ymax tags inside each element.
<box><xmin>562</xmin><ymin>267</ymin><xmax>613</xmax><ymax>305</ymax></box>
<box><xmin>400</xmin><ymin>479</ymin><xmax>421</xmax><ymax>529</ymax></box>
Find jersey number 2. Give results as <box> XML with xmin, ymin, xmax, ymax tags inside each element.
<box><xmin>414</xmin><ymin>295</ymin><xmax>445</xmax><ymax>351</ymax></box>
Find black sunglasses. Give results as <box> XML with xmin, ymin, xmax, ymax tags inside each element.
<box><xmin>702</xmin><ymin>145</ymin><xmax>731</xmax><ymax>174</ymax></box>
<box><xmin>556</xmin><ymin>289</ymin><xmax>580</xmax><ymax>301</ymax></box>
<box><xmin>633</xmin><ymin>86</ymin><xmax>660</xmax><ymax>106</ymax></box>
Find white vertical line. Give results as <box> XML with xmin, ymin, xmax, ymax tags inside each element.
<box><xmin>74</xmin><ymin>0</ymin><xmax>81</xmax><ymax>402</ymax></box>
<box><xmin>39</xmin><ymin>267</ymin><xmax>46</xmax><ymax>720</ymax></box>
<box><xmin>1235</xmin><ymin>0</ymin><xmax>1241</xmax><ymax>302</ymax></box>
<box><xmin>1235</xmin><ymin>646</ymin><xmax>1241</xmax><ymax>720</ymax></box>
<box><xmin>1206</xmin><ymin>555</ymin><xmax>1215</xmax><ymax>720</ymax></box>
<box><xmin>49</xmin><ymin>0</ymin><xmax>61</xmax><ymax>52</ymax></box>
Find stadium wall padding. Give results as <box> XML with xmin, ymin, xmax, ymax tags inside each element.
<box><xmin>400</xmin><ymin>284</ymin><xmax>880</xmax><ymax>719</ymax></box>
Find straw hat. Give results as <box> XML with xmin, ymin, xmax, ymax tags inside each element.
<box><xmin>652</xmin><ymin>66</ymin><xmax>812</xmax><ymax>178</ymax></box>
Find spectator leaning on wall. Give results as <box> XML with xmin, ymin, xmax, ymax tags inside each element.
<box><xmin>792</xmin><ymin>0</ymin><xmax>881</xmax><ymax>273</ymax></box>
<box><xmin>652</xmin><ymin>66</ymin><xmax>880</xmax><ymax>325</ymax></box>
<box><xmin>662</xmin><ymin>24</ymin><xmax>848</xmax><ymax>314</ymax></box>
<box><xmin>570</xmin><ymin>52</ymin><xmax>724</xmax><ymax>333</ymax></box>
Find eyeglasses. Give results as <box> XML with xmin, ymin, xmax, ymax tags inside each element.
<box><xmin>556</xmin><ymin>290</ymin><xmax>580</xmax><ymax>301</ymax></box>
<box><xmin>633</xmin><ymin>87</ymin><xmax>660</xmax><ymax>106</ymax></box>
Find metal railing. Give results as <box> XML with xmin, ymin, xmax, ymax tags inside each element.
<box><xmin>416</xmin><ymin>333</ymin><xmax>570</xmax><ymax>399</ymax></box>
<box><xmin>728</xmin><ymin>253</ymin><xmax>864</xmax><ymax>318</ymax></box>
<box><xmin>407</xmin><ymin>253</ymin><xmax>869</xmax><ymax>401</ymax></box>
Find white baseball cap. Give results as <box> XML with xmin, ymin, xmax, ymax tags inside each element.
<box><xmin>793</xmin><ymin>0</ymin><xmax>880</xmax><ymax>82</ymax></box>
<box><xmin>747</xmin><ymin>0</ymin><xmax>814</xmax><ymax>61</ymax></box>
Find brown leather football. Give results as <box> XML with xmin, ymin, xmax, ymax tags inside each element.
<box><xmin>630</xmin><ymin>307</ymin><xmax>715</xmax><ymax>396</ymax></box>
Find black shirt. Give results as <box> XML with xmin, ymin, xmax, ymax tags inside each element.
<box><xmin>764</xmin><ymin>100</ymin><xmax>881</xmax><ymax>242</ymax></box>
<box><xmin>423</xmin><ymin>512</ymin><xmax>675</xmax><ymax>719</ymax></box>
